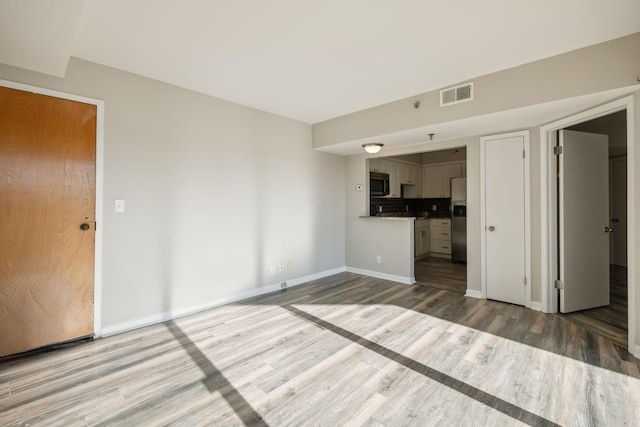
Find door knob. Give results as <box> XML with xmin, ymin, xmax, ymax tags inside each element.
<box><xmin>488</xmin><ymin>225</ymin><xmax>495</xmax><ymax>231</ymax></box>
<box><xmin>80</xmin><ymin>223</ymin><xmax>91</xmax><ymax>231</ymax></box>
<box><xmin>604</xmin><ymin>226</ymin><xmax>614</xmax><ymax>233</ymax></box>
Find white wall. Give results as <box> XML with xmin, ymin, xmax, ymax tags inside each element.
<box><xmin>0</xmin><ymin>58</ymin><xmax>346</xmax><ymax>331</ymax></box>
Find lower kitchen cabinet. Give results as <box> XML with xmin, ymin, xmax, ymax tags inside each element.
<box><xmin>429</xmin><ymin>218</ymin><xmax>451</xmax><ymax>258</ymax></box>
<box><xmin>415</xmin><ymin>220</ymin><xmax>430</xmax><ymax>257</ymax></box>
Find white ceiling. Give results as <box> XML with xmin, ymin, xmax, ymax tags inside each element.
<box><xmin>1</xmin><ymin>1</ymin><xmax>639</xmax><ymax>125</ymax></box>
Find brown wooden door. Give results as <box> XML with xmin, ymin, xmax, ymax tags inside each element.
<box><xmin>0</xmin><ymin>86</ymin><xmax>96</xmax><ymax>357</ymax></box>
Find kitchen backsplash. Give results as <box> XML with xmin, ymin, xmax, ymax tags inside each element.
<box><xmin>370</xmin><ymin>198</ymin><xmax>451</xmax><ymax>217</ymax></box>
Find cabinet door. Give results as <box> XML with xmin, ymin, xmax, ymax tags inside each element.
<box><xmin>369</xmin><ymin>158</ymin><xmax>383</xmax><ymax>173</ymax></box>
<box><xmin>415</xmin><ymin>224</ymin><xmax>430</xmax><ymax>256</ymax></box>
<box><xmin>441</xmin><ymin>164</ymin><xmax>462</xmax><ymax>197</ymax></box>
<box><xmin>398</xmin><ymin>163</ymin><xmax>408</xmax><ymax>184</ymax></box>
<box><xmin>388</xmin><ymin>161</ymin><xmax>400</xmax><ymax>197</ymax></box>
<box><xmin>407</xmin><ymin>165</ymin><xmax>418</xmax><ymax>185</ymax></box>
<box><xmin>420</xmin><ymin>226</ymin><xmax>430</xmax><ymax>254</ymax></box>
<box><xmin>422</xmin><ymin>165</ymin><xmax>443</xmax><ymax>198</ymax></box>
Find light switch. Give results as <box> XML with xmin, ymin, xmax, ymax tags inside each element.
<box><xmin>115</xmin><ymin>199</ymin><xmax>125</xmax><ymax>213</ymax></box>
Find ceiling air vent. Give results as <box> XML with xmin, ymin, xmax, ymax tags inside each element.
<box><xmin>440</xmin><ymin>82</ymin><xmax>474</xmax><ymax>107</ymax></box>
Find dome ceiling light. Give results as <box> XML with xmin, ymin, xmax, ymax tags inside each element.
<box><xmin>362</xmin><ymin>143</ymin><xmax>383</xmax><ymax>154</ymax></box>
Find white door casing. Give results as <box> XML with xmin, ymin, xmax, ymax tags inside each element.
<box><xmin>481</xmin><ymin>131</ymin><xmax>531</xmax><ymax>307</ymax></box>
<box><xmin>540</xmin><ymin>95</ymin><xmax>636</xmax><ymax>356</ymax></box>
<box><xmin>559</xmin><ymin>130</ymin><xmax>610</xmax><ymax>313</ymax></box>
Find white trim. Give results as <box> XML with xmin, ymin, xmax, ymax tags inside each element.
<box><xmin>539</xmin><ymin>94</ymin><xmax>636</xmax><ymax>355</ymax></box>
<box><xmin>0</xmin><ymin>79</ymin><xmax>105</xmax><ymax>339</ymax></box>
<box><xmin>530</xmin><ymin>302</ymin><xmax>543</xmax><ymax>312</ymax></box>
<box><xmin>480</xmin><ymin>130</ymin><xmax>532</xmax><ymax>307</ymax></box>
<box><xmin>101</xmin><ymin>266</ymin><xmax>347</xmax><ymax>337</ymax></box>
<box><xmin>345</xmin><ymin>267</ymin><xmax>415</xmax><ymax>285</ymax></box>
<box><xmin>465</xmin><ymin>289</ymin><xmax>482</xmax><ymax>299</ymax></box>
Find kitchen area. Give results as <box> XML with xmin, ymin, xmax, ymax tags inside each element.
<box><xmin>369</xmin><ymin>148</ymin><xmax>467</xmax><ymax>293</ymax></box>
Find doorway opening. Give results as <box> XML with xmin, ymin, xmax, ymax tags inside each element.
<box><xmin>541</xmin><ymin>95</ymin><xmax>636</xmax><ymax>353</ymax></box>
<box><xmin>368</xmin><ymin>148</ymin><xmax>468</xmax><ymax>293</ymax></box>
<box><xmin>556</xmin><ymin>111</ymin><xmax>628</xmax><ymax>347</ymax></box>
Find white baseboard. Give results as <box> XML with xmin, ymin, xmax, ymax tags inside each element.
<box><xmin>634</xmin><ymin>344</ymin><xmax>640</xmax><ymax>360</ymax></box>
<box><xmin>529</xmin><ymin>302</ymin><xmax>543</xmax><ymax>312</ymax></box>
<box><xmin>345</xmin><ymin>267</ymin><xmax>415</xmax><ymax>285</ymax></box>
<box><xmin>465</xmin><ymin>289</ymin><xmax>482</xmax><ymax>299</ymax></box>
<box><xmin>99</xmin><ymin>266</ymin><xmax>346</xmax><ymax>337</ymax></box>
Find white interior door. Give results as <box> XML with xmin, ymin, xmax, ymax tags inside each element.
<box><xmin>559</xmin><ymin>129</ymin><xmax>610</xmax><ymax>313</ymax></box>
<box><xmin>484</xmin><ymin>134</ymin><xmax>526</xmax><ymax>306</ymax></box>
<box><xmin>610</xmin><ymin>157</ymin><xmax>627</xmax><ymax>267</ymax></box>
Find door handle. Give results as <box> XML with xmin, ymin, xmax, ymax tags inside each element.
<box><xmin>488</xmin><ymin>225</ymin><xmax>495</xmax><ymax>231</ymax></box>
<box><xmin>80</xmin><ymin>223</ymin><xmax>91</xmax><ymax>231</ymax></box>
<box><xmin>604</xmin><ymin>226</ymin><xmax>614</xmax><ymax>233</ymax></box>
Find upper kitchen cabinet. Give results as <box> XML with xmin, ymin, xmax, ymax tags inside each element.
<box><xmin>399</xmin><ymin>163</ymin><xmax>419</xmax><ymax>185</ymax></box>
<box><xmin>422</xmin><ymin>162</ymin><xmax>465</xmax><ymax>198</ymax></box>
<box><xmin>388</xmin><ymin>161</ymin><xmax>400</xmax><ymax>197</ymax></box>
<box><xmin>369</xmin><ymin>158</ymin><xmax>418</xmax><ymax>198</ymax></box>
<box><xmin>369</xmin><ymin>158</ymin><xmax>386</xmax><ymax>173</ymax></box>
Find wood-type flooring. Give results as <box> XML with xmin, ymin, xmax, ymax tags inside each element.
<box><xmin>414</xmin><ymin>256</ymin><xmax>466</xmax><ymax>294</ymax></box>
<box><xmin>559</xmin><ymin>265</ymin><xmax>628</xmax><ymax>348</ymax></box>
<box><xmin>1</xmin><ymin>272</ymin><xmax>640</xmax><ymax>426</ymax></box>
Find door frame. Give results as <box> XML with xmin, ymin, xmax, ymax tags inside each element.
<box><xmin>0</xmin><ymin>79</ymin><xmax>105</xmax><ymax>338</ymax></box>
<box><xmin>540</xmin><ymin>95</ymin><xmax>636</xmax><ymax>355</ymax></box>
<box><xmin>480</xmin><ymin>130</ymin><xmax>532</xmax><ymax>307</ymax></box>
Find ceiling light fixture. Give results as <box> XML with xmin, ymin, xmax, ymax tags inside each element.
<box><xmin>362</xmin><ymin>143</ymin><xmax>383</xmax><ymax>154</ymax></box>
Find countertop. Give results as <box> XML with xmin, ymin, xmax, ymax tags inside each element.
<box><xmin>358</xmin><ymin>215</ymin><xmax>432</xmax><ymax>221</ymax></box>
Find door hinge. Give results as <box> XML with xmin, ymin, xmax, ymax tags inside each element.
<box><xmin>554</xmin><ymin>279</ymin><xmax>564</xmax><ymax>289</ymax></box>
<box><xmin>553</xmin><ymin>146</ymin><xmax>563</xmax><ymax>155</ymax></box>
<box><xmin>523</xmin><ymin>150</ymin><xmax>526</xmax><ymax>159</ymax></box>
<box><xmin>523</xmin><ymin>276</ymin><xmax>527</xmax><ymax>285</ymax></box>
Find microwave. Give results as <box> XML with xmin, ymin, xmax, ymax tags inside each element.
<box><xmin>370</xmin><ymin>172</ymin><xmax>390</xmax><ymax>197</ymax></box>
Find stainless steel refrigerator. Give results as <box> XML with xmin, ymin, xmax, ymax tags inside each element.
<box><xmin>451</xmin><ymin>177</ymin><xmax>467</xmax><ymax>262</ymax></box>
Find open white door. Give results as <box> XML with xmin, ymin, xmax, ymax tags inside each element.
<box><xmin>559</xmin><ymin>129</ymin><xmax>610</xmax><ymax>313</ymax></box>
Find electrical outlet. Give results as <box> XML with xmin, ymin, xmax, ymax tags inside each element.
<box><xmin>279</xmin><ymin>264</ymin><xmax>285</xmax><ymax>272</ymax></box>
<box><xmin>287</xmin><ymin>262</ymin><xmax>293</xmax><ymax>270</ymax></box>
<box><xmin>432</xmin><ymin>204</ymin><xmax>437</xmax><ymax>211</ymax></box>
<box><xmin>376</xmin><ymin>255</ymin><xmax>382</xmax><ymax>264</ymax></box>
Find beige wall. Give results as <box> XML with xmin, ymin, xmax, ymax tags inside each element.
<box><xmin>313</xmin><ymin>32</ymin><xmax>640</xmax><ymax>149</ymax></box>
<box><xmin>0</xmin><ymin>58</ymin><xmax>346</xmax><ymax>331</ymax></box>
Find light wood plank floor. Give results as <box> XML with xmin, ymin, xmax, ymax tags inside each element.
<box><xmin>2</xmin><ymin>272</ymin><xmax>640</xmax><ymax>426</ymax></box>
<box><xmin>414</xmin><ymin>256</ymin><xmax>466</xmax><ymax>294</ymax></box>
